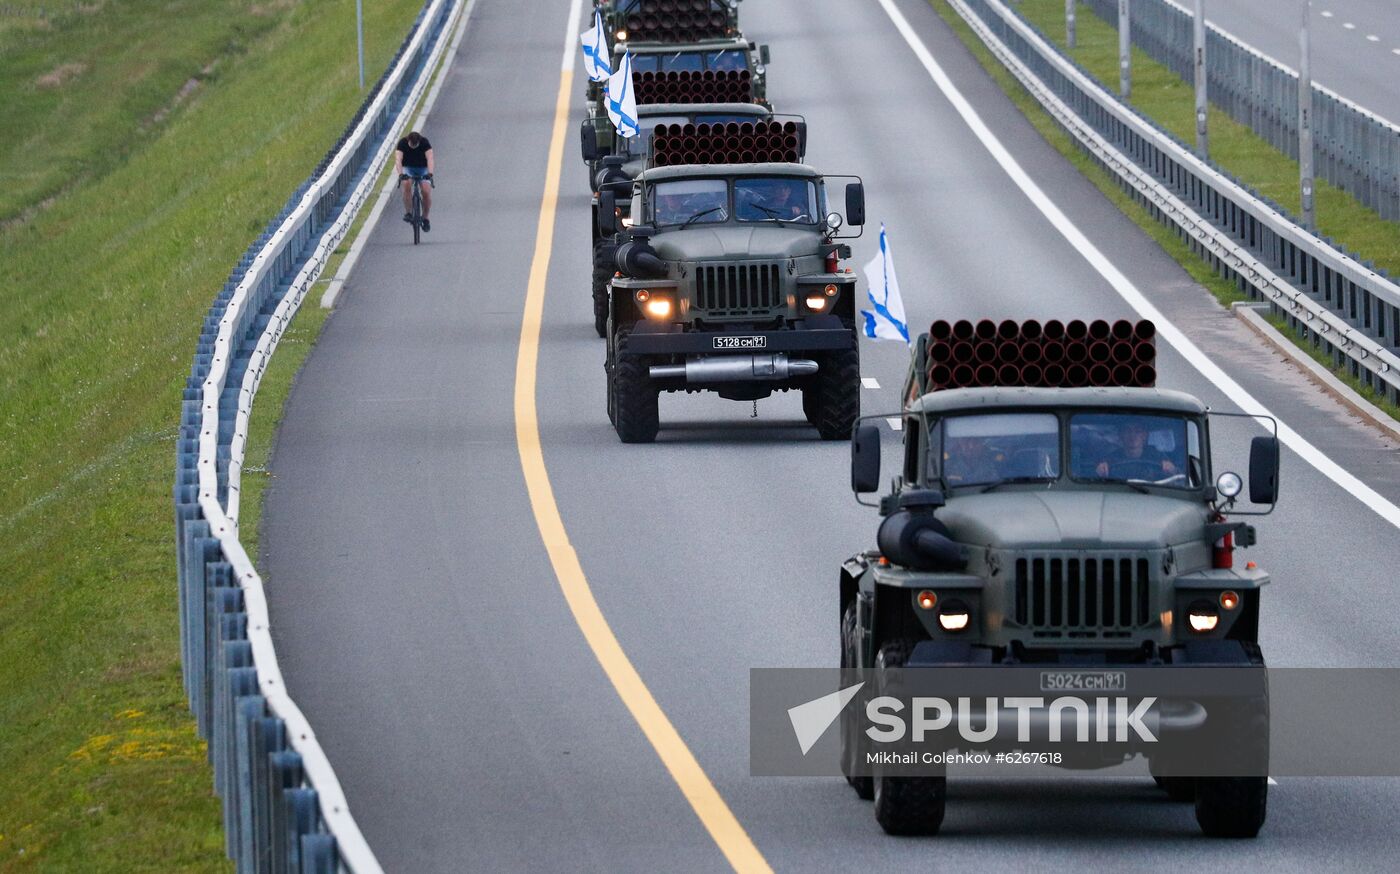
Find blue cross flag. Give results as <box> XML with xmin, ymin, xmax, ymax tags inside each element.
<box><xmin>581</xmin><ymin>10</ymin><xmax>613</xmax><ymax>83</ymax></box>
<box><xmin>861</xmin><ymin>224</ymin><xmax>912</xmax><ymax>347</ymax></box>
<box><xmin>606</xmin><ymin>51</ymin><xmax>641</xmax><ymax>139</ymax></box>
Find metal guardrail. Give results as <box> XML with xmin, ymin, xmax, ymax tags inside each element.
<box><xmin>953</xmin><ymin>0</ymin><xmax>1400</xmax><ymax>406</ymax></box>
<box><xmin>1079</xmin><ymin>0</ymin><xmax>1400</xmax><ymax>221</ymax></box>
<box><xmin>172</xmin><ymin>0</ymin><xmax>464</xmax><ymax>870</ymax></box>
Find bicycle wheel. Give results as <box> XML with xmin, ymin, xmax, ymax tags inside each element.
<box><xmin>412</xmin><ymin>184</ymin><xmax>421</xmax><ymax>245</ymax></box>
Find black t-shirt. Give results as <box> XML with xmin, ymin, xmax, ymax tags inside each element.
<box><xmin>397</xmin><ymin>136</ymin><xmax>432</xmax><ymax>168</ymax></box>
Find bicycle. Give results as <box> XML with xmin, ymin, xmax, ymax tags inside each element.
<box><xmin>400</xmin><ymin>173</ymin><xmax>434</xmax><ymax>245</ymax></box>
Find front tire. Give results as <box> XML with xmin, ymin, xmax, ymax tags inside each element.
<box><xmin>610</xmin><ymin>329</ymin><xmax>659</xmax><ymax>443</ymax></box>
<box><xmin>1195</xmin><ymin>777</ymin><xmax>1267</xmax><ymax>837</ymax></box>
<box><xmin>871</xmin><ymin>639</ymin><xmax>946</xmax><ymax>836</ymax></box>
<box><xmin>809</xmin><ymin>347</ymin><xmax>860</xmax><ymax>441</ymax></box>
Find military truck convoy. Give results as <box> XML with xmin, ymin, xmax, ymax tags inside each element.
<box><xmin>840</xmin><ymin>319</ymin><xmax>1279</xmax><ymax>838</ymax></box>
<box><xmin>574</xmin><ymin>6</ymin><xmax>1279</xmax><ymax>841</ymax></box>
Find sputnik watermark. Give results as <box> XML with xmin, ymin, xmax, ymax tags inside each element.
<box><xmin>786</xmin><ymin>682</ymin><xmax>1157</xmax><ymax>757</ymax></box>
<box><xmin>866</xmin><ymin>696</ymin><xmax>1158</xmax><ymax>745</ymax></box>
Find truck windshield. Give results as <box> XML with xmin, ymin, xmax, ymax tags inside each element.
<box><xmin>705</xmin><ymin>50</ymin><xmax>748</xmax><ymax>71</ymax></box>
<box><xmin>941</xmin><ymin>413</ymin><xmax>1060</xmax><ymax>487</ymax></box>
<box><xmin>630</xmin><ymin>49</ymin><xmax>748</xmax><ymax>74</ymax></box>
<box><xmin>734</xmin><ymin>177</ymin><xmax>818</xmax><ymax>224</ymax></box>
<box><xmin>652</xmin><ymin>179</ymin><xmax>728</xmax><ymax>226</ymax></box>
<box><xmin>1070</xmin><ymin>412</ymin><xmax>1200</xmax><ymax>488</ymax></box>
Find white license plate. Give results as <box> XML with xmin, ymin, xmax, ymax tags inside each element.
<box><xmin>1039</xmin><ymin>671</ymin><xmax>1127</xmax><ymax>692</ymax></box>
<box><xmin>712</xmin><ymin>335</ymin><xmax>767</xmax><ymax>350</ymax></box>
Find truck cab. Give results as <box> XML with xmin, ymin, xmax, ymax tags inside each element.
<box><xmin>600</xmin><ymin>159</ymin><xmax>866</xmax><ymax>442</ymax></box>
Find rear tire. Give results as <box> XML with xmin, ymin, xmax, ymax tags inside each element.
<box><xmin>810</xmin><ymin>347</ymin><xmax>860</xmax><ymax>441</ymax></box>
<box><xmin>871</xmin><ymin>638</ymin><xmax>946</xmax><ymax>836</ymax></box>
<box><xmin>611</xmin><ymin>329</ymin><xmax>659</xmax><ymax>443</ymax></box>
<box><xmin>592</xmin><ymin>243</ymin><xmax>612</xmax><ymax>338</ymax></box>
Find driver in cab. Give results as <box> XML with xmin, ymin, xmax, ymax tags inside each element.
<box><xmin>1095</xmin><ymin>420</ymin><xmax>1179</xmax><ymax>478</ymax></box>
<box><xmin>737</xmin><ymin>178</ymin><xmax>809</xmax><ymax>222</ymax></box>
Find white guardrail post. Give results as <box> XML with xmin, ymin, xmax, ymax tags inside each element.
<box><xmin>173</xmin><ymin>0</ymin><xmax>468</xmax><ymax>870</ymax></box>
<box><xmin>948</xmin><ymin>0</ymin><xmax>1400</xmax><ymax>407</ymax></box>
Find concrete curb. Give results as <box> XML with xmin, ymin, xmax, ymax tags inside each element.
<box><xmin>1231</xmin><ymin>301</ymin><xmax>1400</xmax><ymax>441</ymax></box>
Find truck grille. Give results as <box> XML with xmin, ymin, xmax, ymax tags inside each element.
<box><xmin>694</xmin><ymin>263</ymin><xmax>783</xmax><ymax>316</ymax></box>
<box><xmin>1013</xmin><ymin>555</ymin><xmax>1152</xmax><ymax>639</ymax></box>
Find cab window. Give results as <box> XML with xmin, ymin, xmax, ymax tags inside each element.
<box><xmin>941</xmin><ymin>413</ymin><xmax>1060</xmax><ymax>487</ymax></box>
<box><xmin>734</xmin><ymin>178</ymin><xmax>818</xmax><ymax>224</ymax></box>
<box><xmin>649</xmin><ymin>179</ymin><xmax>728</xmax><ymax>226</ymax></box>
<box><xmin>1069</xmin><ymin>413</ymin><xmax>1201</xmax><ymax>488</ymax></box>
<box><xmin>705</xmin><ymin>50</ymin><xmax>748</xmax><ymax>72</ymax></box>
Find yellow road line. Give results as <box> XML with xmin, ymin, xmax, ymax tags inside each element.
<box><xmin>511</xmin><ymin>55</ymin><xmax>773</xmax><ymax>874</ymax></box>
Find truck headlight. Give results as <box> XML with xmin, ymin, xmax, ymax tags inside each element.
<box><xmin>803</xmin><ymin>284</ymin><xmax>839</xmax><ymax>312</ymax></box>
<box><xmin>635</xmin><ymin>290</ymin><xmax>674</xmax><ymax>320</ymax></box>
<box><xmin>938</xmin><ymin>600</ymin><xmax>971</xmax><ymax>632</ymax></box>
<box><xmin>1187</xmin><ymin>599</ymin><xmax>1219</xmax><ymax>633</ymax></box>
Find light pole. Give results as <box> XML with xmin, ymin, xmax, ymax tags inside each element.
<box><xmin>1066</xmin><ymin>0</ymin><xmax>1076</xmax><ymax>50</ymax></box>
<box><xmin>1298</xmin><ymin>0</ymin><xmax>1315</xmax><ymax>229</ymax></box>
<box><xmin>1118</xmin><ymin>0</ymin><xmax>1131</xmax><ymax>100</ymax></box>
<box><xmin>1193</xmin><ymin>0</ymin><xmax>1208</xmax><ymax>157</ymax></box>
<box><xmin>357</xmin><ymin>0</ymin><xmax>366</xmax><ymax>90</ymax></box>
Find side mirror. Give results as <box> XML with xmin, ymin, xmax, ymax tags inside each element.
<box><xmin>1248</xmin><ymin>436</ymin><xmax>1279</xmax><ymax>504</ymax></box>
<box><xmin>759</xmin><ymin>44</ymin><xmax>771</xmax><ymax>65</ymax></box>
<box><xmin>597</xmin><ymin>190</ymin><xmax>618</xmax><ymax>236</ymax></box>
<box><xmin>845</xmin><ymin>182</ymin><xmax>866</xmax><ymax>227</ymax></box>
<box><xmin>852</xmin><ymin>423</ymin><xmax>881</xmax><ymax>493</ymax></box>
<box><xmin>580</xmin><ymin>120</ymin><xmax>599</xmax><ymax>162</ymax></box>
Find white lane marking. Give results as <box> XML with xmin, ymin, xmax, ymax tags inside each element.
<box><xmin>886</xmin><ymin>417</ymin><xmax>903</xmax><ymax>431</ymax></box>
<box><xmin>876</xmin><ymin>0</ymin><xmax>1400</xmax><ymax>532</ymax></box>
<box><xmin>862</xmin><ymin>377</ymin><xmax>881</xmax><ymax>389</ymax></box>
<box><xmin>1321</xmin><ymin>10</ymin><xmax>1333</xmax><ymax>18</ymax></box>
<box><xmin>1367</xmin><ymin>34</ymin><xmax>1380</xmax><ymax>42</ymax></box>
<box><xmin>1268</xmin><ymin>777</ymin><xmax>1279</xmax><ymax>786</ymax></box>
<box><xmin>1343</xmin><ymin>21</ymin><xmax>1356</xmax><ymax>30</ymax></box>
<box><xmin>1393</xmin><ymin>47</ymin><xmax>1400</xmax><ymax>56</ymax></box>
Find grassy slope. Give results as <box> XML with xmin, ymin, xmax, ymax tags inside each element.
<box><xmin>0</xmin><ymin>0</ymin><xmax>424</xmax><ymax>869</ymax></box>
<box><xmin>1014</xmin><ymin>0</ymin><xmax>1400</xmax><ymax>275</ymax></box>
<box><xmin>930</xmin><ymin>0</ymin><xmax>1400</xmax><ymax>416</ymax></box>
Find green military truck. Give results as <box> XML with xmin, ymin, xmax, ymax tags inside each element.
<box><xmin>583</xmin><ymin>103</ymin><xmax>804</xmax><ymax>335</ymax></box>
<box><xmin>840</xmin><ymin>319</ymin><xmax>1279</xmax><ymax>838</ymax></box>
<box><xmin>594</xmin><ymin>0</ymin><xmax>743</xmax><ymax>44</ymax></box>
<box><xmin>582</xmin><ymin>36</ymin><xmax>771</xmax><ymax>175</ymax></box>
<box><xmin>597</xmin><ymin>140</ymin><xmax>866</xmax><ymax>443</ymax></box>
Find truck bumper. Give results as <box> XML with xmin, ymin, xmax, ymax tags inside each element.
<box><xmin>620</xmin><ymin>320</ymin><xmax>856</xmax><ymax>358</ymax></box>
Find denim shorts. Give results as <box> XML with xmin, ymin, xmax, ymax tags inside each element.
<box><xmin>403</xmin><ymin>166</ymin><xmax>429</xmax><ymax>179</ymax></box>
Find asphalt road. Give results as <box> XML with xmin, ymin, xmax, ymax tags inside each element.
<box><xmin>1187</xmin><ymin>0</ymin><xmax>1400</xmax><ymax>125</ymax></box>
<box><xmin>261</xmin><ymin>0</ymin><xmax>1400</xmax><ymax>870</ymax></box>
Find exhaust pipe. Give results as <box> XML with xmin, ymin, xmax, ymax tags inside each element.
<box><xmin>649</xmin><ymin>353</ymin><xmax>819</xmax><ymax>383</ymax></box>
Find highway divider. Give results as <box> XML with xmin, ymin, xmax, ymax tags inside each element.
<box><xmin>172</xmin><ymin>0</ymin><xmax>466</xmax><ymax>870</ymax></box>
<box><xmin>950</xmin><ymin>0</ymin><xmax>1400</xmax><ymax>407</ymax></box>
<box><xmin>1082</xmin><ymin>0</ymin><xmax>1400</xmax><ymax>222</ymax></box>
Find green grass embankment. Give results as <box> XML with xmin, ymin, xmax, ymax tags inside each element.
<box><xmin>0</xmin><ymin>0</ymin><xmax>425</xmax><ymax>868</ymax></box>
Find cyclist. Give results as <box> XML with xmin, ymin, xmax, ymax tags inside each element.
<box><xmin>394</xmin><ymin>130</ymin><xmax>434</xmax><ymax>232</ymax></box>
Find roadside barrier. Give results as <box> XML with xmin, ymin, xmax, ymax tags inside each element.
<box><xmin>172</xmin><ymin>0</ymin><xmax>465</xmax><ymax>870</ymax></box>
<box><xmin>1082</xmin><ymin>0</ymin><xmax>1400</xmax><ymax>221</ymax></box>
<box><xmin>952</xmin><ymin>0</ymin><xmax>1400</xmax><ymax>406</ymax></box>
